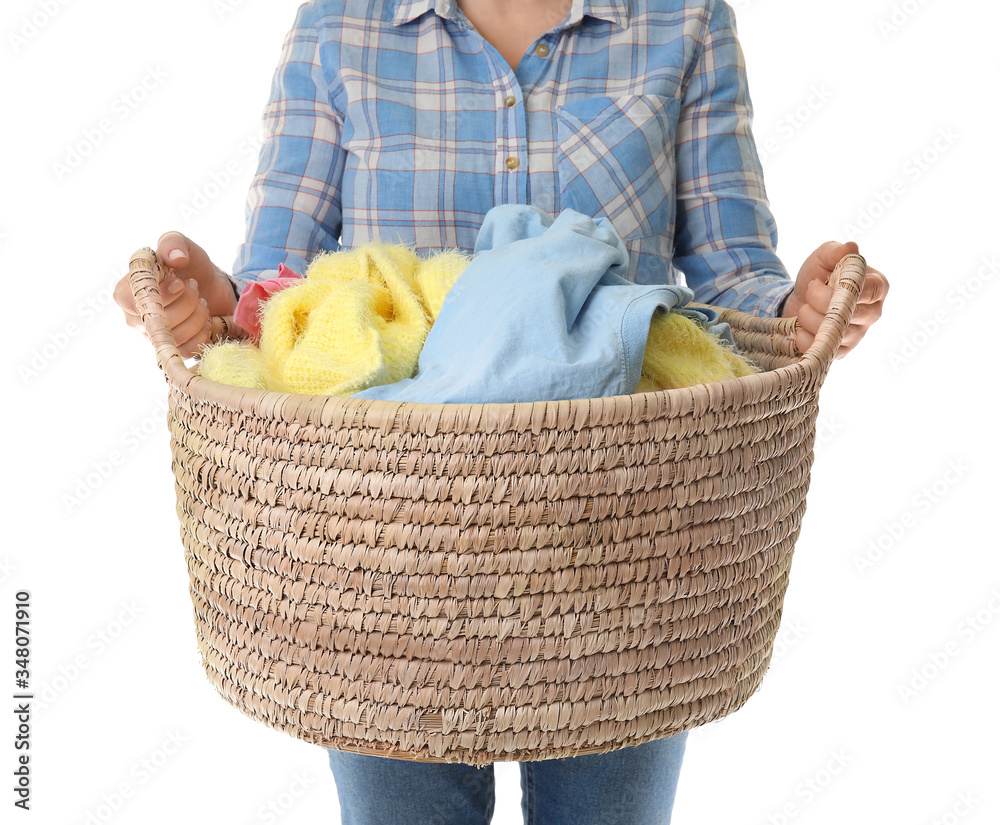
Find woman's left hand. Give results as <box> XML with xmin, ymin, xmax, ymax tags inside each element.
<box><xmin>780</xmin><ymin>240</ymin><xmax>889</xmax><ymax>358</ymax></box>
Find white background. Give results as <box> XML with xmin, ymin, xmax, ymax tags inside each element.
<box><xmin>3</xmin><ymin>0</ymin><xmax>998</xmax><ymax>823</ymax></box>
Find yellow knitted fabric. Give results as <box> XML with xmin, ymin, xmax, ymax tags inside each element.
<box><xmin>414</xmin><ymin>249</ymin><xmax>470</xmax><ymax>320</ymax></box>
<box><xmin>197</xmin><ymin>242</ymin><xmax>759</xmax><ymax>394</ymax></box>
<box><xmin>198</xmin><ymin>243</ymin><xmax>472</xmax><ymax>395</ymax></box>
<box><xmin>197</xmin><ymin>341</ymin><xmax>268</xmax><ymax>390</ymax></box>
<box><xmin>263</xmin><ymin>243</ymin><xmax>438</xmax><ymax>395</ymax></box>
<box><xmin>635</xmin><ymin>309</ymin><xmax>760</xmax><ymax>393</ymax></box>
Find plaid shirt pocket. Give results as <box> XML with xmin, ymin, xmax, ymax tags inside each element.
<box><xmin>555</xmin><ymin>94</ymin><xmax>681</xmax><ymax>244</ymax></box>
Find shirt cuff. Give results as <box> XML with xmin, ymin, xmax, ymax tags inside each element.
<box><xmin>229</xmin><ymin>269</ymin><xmax>281</xmax><ymax>298</ymax></box>
<box><xmin>699</xmin><ymin>276</ymin><xmax>796</xmax><ymax>318</ymax></box>
<box><xmin>755</xmin><ymin>278</ymin><xmax>796</xmax><ymax>318</ymax></box>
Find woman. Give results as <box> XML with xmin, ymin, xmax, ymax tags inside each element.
<box><xmin>115</xmin><ymin>1</ymin><xmax>888</xmax><ymax>822</ymax></box>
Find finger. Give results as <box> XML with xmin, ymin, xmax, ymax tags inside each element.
<box><xmin>156</xmin><ymin>231</ymin><xmax>216</xmax><ymax>281</ymax></box>
<box><xmin>801</xmin><ymin>267</ymin><xmax>882</xmax><ymax>345</ymax></box>
<box><xmin>170</xmin><ymin>298</ymin><xmax>211</xmax><ymax>348</ymax></box>
<box><xmin>808</xmin><ymin>325</ymin><xmax>868</xmax><ymax>359</ymax></box>
<box><xmin>159</xmin><ymin>277</ymin><xmax>199</xmax><ymax>310</ymax></box>
<box><xmin>124</xmin><ymin>311</ymin><xmax>146</xmax><ymax>332</ymax></box>
<box><xmin>835</xmin><ymin>327</ymin><xmax>866</xmax><ymax>359</ymax></box>
<box><xmin>805</xmin><ymin>278</ymin><xmax>833</xmax><ymax>314</ymax></box>
<box><xmin>812</xmin><ymin>239</ymin><xmax>860</xmax><ymax>274</ymax></box>
<box><xmin>161</xmin><ymin>287</ymin><xmax>203</xmax><ymax>331</ymax></box>
<box><xmin>795</xmin><ymin>327</ymin><xmax>814</xmax><ymax>355</ymax></box>
<box><xmin>113</xmin><ymin>274</ymin><xmax>139</xmax><ymax>316</ymax></box>
<box><xmin>839</xmin><ymin>320</ymin><xmax>867</xmax><ymax>351</ymax></box>
<box><xmin>858</xmin><ymin>268</ymin><xmax>890</xmax><ymax>305</ymax></box>
<box><xmin>157</xmin><ymin>231</ymin><xmax>192</xmax><ymax>271</ymax></box>
<box><xmin>847</xmin><ymin>299</ymin><xmax>883</xmax><ymax>328</ymax></box>
<box><xmin>796</xmin><ymin>298</ymin><xmax>827</xmax><ymax>337</ymax></box>
<box><xmin>176</xmin><ymin>319</ymin><xmax>214</xmax><ymax>359</ymax></box>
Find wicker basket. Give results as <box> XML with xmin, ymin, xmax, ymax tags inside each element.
<box><xmin>128</xmin><ymin>247</ymin><xmax>865</xmax><ymax>767</ymax></box>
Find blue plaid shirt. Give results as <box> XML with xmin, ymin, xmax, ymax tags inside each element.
<box><xmin>230</xmin><ymin>0</ymin><xmax>794</xmax><ymax>316</ymax></box>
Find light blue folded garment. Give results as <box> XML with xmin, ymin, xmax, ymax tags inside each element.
<box><xmin>353</xmin><ymin>205</ymin><xmax>735</xmax><ymax>404</ymax></box>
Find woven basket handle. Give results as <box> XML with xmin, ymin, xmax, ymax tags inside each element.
<box><xmin>127</xmin><ymin>246</ymin><xmax>237</xmax><ymax>382</ymax></box>
<box><xmin>799</xmin><ymin>252</ymin><xmax>867</xmax><ymax>372</ymax></box>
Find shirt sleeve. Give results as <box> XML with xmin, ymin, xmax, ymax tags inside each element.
<box><xmin>229</xmin><ymin>2</ymin><xmax>345</xmax><ymax>295</ymax></box>
<box><xmin>672</xmin><ymin>0</ymin><xmax>794</xmax><ymax>317</ymax></box>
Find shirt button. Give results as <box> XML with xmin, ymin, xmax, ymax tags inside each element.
<box><xmin>535</xmin><ymin>43</ymin><xmax>549</xmax><ymax>58</ymax></box>
<box><xmin>503</xmin><ymin>94</ymin><xmax>517</xmax><ymax>108</ymax></box>
<box><xmin>505</xmin><ymin>156</ymin><xmax>519</xmax><ymax>170</ymax></box>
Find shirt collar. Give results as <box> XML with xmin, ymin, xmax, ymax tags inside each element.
<box><xmin>392</xmin><ymin>0</ymin><xmax>628</xmax><ymax>29</ymax></box>
<box><xmin>392</xmin><ymin>0</ymin><xmax>439</xmax><ymax>25</ymax></box>
<box><xmin>567</xmin><ymin>0</ymin><xmax>629</xmax><ymax>29</ymax></box>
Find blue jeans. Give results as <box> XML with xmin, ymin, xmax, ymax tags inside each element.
<box><xmin>326</xmin><ymin>731</ymin><xmax>688</xmax><ymax>825</ymax></box>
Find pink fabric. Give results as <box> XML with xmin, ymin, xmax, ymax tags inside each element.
<box><xmin>233</xmin><ymin>263</ymin><xmax>302</xmax><ymax>344</ymax></box>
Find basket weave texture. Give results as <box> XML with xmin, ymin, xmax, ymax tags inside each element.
<box><xmin>128</xmin><ymin>248</ymin><xmax>865</xmax><ymax>767</ymax></box>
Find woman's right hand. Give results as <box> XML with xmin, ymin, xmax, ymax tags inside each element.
<box><xmin>115</xmin><ymin>231</ymin><xmax>239</xmax><ymax>359</ymax></box>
